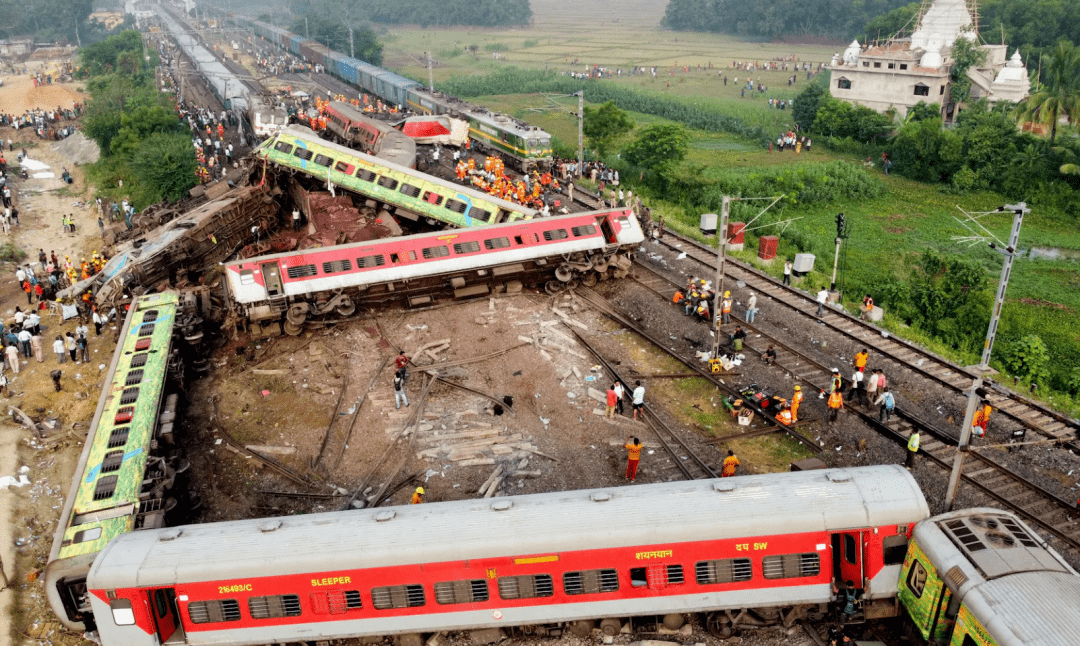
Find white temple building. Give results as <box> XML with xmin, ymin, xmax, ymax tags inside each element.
<box><xmin>829</xmin><ymin>0</ymin><xmax>1030</xmax><ymax>119</ymax></box>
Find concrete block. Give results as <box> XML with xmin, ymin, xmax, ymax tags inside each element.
<box><xmin>869</xmin><ymin>305</ymin><xmax>884</xmax><ymax>322</ymax></box>
<box><xmin>727</xmin><ymin>243</ymin><xmax>744</xmax><ymax>252</ymax></box>
<box><xmin>587</xmin><ymin>387</ymin><xmax>607</xmax><ymax>403</ymax></box>
<box><xmin>504</xmin><ymin>280</ymin><xmax>523</xmax><ymax>294</ymax></box>
<box><xmin>539</xmin><ymin>349</ymin><xmax>553</xmax><ymax>361</ymax></box>
<box><xmin>394</xmin><ymin>635</ymin><xmax>423</xmax><ymax>646</ymax></box>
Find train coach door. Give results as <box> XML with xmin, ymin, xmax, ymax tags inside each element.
<box><xmin>833</xmin><ymin>531</ymin><xmax>865</xmax><ymax>590</ymax></box>
<box><xmin>261</xmin><ymin>262</ymin><xmax>283</xmax><ymax>297</ymax></box>
<box><xmin>146</xmin><ymin>588</ymin><xmax>182</xmax><ymax>643</ymax></box>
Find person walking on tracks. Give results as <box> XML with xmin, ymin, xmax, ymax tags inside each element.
<box><xmin>624</xmin><ymin>436</ymin><xmax>643</xmax><ymax>482</ymax></box>
<box><xmin>722</xmin><ymin>450</ymin><xmax>740</xmax><ymax>477</ymax></box>
<box><xmin>393</xmin><ymin>373</ymin><xmax>409</xmax><ymax>410</ymax></box>
<box><xmin>827</xmin><ymin>388</ymin><xmax>843</xmax><ymax>422</ymax></box>
<box><xmin>606</xmin><ymin>384</ymin><xmax>618</xmax><ymax>419</ymax></box>
<box><xmin>816</xmin><ymin>287</ymin><xmax>829</xmax><ymax>318</ymax></box>
<box><xmin>782</xmin><ymin>259</ymin><xmax>792</xmax><ymax>286</ymax></box>
<box><xmin>745</xmin><ymin>292</ymin><xmax>758</xmax><ymax>323</ymax></box>
<box><xmin>906</xmin><ymin>430</ymin><xmax>920</xmax><ymax>470</ymax></box>
<box><xmin>632</xmin><ymin>380</ymin><xmax>645</xmax><ymax>421</ymax></box>
<box><xmin>875</xmin><ymin>387</ymin><xmax>895</xmax><ymax>423</ymax></box>
<box><xmin>791</xmin><ymin>385</ymin><xmax>803</xmax><ymax>422</ymax></box>
<box><xmin>853</xmin><ymin>348</ymin><xmax>868</xmax><ymax>372</ymax></box>
<box><xmin>847</xmin><ymin>369</ymin><xmax>867</xmax><ymax>407</ymax></box>
<box><xmin>721</xmin><ymin>291</ymin><xmax>733</xmax><ymax>324</ymax></box>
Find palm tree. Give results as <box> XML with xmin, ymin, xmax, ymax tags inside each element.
<box><xmin>1016</xmin><ymin>41</ymin><xmax>1080</xmax><ymax>145</ymax></box>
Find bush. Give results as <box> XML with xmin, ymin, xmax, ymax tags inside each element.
<box><xmin>1002</xmin><ymin>334</ymin><xmax>1051</xmax><ymax>387</ymax></box>
<box><xmin>0</xmin><ymin>242</ymin><xmax>27</xmax><ymax>264</ymax></box>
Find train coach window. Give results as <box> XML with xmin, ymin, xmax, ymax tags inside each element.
<box><xmin>249</xmin><ymin>594</ymin><xmax>302</xmax><ymax>619</ymax></box>
<box><xmin>543</xmin><ymin>229</ymin><xmax>570</xmax><ymax>241</ymax></box>
<box><xmin>498</xmin><ymin>574</ymin><xmax>554</xmax><ymax>600</ymax></box>
<box><xmin>310</xmin><ymin>590</ymin><xmax>363</xmax><ymax>615</ymax></box>
<box><xmin>108</xmin><ymin>427</ymin><xmax>130</xmax><ymax>449</ymax></box>
<box><xmin>422</xmin><ymin>245</ymin><xmax>450</xmax><ymax>260</ymax></box>
<box><xmin>188</xmin><ymin>599</ymin><xmax>242</xmax><ymax>624</ymax></box>
<box><xmin>322</xmin><ymin>259</ymin><xmax>353</xmax><ymax>274</ymax></box>
<box><xmin>629</xmin><ymin>565</ymin><xmax>684</xmax><ymax>590</ymax></box>
<box><xmin>469</xmin><ymin>207</ymin><xmax>492</xmax><ymax>222</ymax></box>
<box><xmin>882</xmin><ymin>535</ymin><xmax>909</xmax><ymax>565</ymax></box>
<box><xmin>484</xmin><ymin>237</ymin><xmax>511</xmax><ymax>250</ymax></box>
<box><xmin>762</xmin><ymin>553</ymin><xmax>820</xmax><ymax>580</ymax></box>
<box><xmin>444</xmin><ymin>199</ymin><xmax>468</xmax><ymax>214</ymax></box>
<box><xmin>371</xmin><ymin>584</ymin><xmax>425</xmax><ymax>610</ymax></box>
<box><xmin>120</xmin><ymin>388</ymin><xmax>139</xmax><ymax>406</ymax></box>
<box><xmin>356</xmin><ymin>169</ymin><xmax>377</xmax><ymax>183</ymax></box>
<box><xmin>273</xmin><ymin>141</ymin><xmax>294</xmax><ymax>154</ymax></box>
<box><xmin>422</xmin><ymin>191</ymin><xmax>444</xmax><ymax>206</ymax></box>
<box><xmin>93</xmin><ymin>475</ymin><xmax>118</xmax><ymax>501</ymax></box>
<box><xmin>313</xmin><ymin>155</ymin><xmax>333</xmax><ymax>167</ymax></box>
<box><xmin>399</xmin><ymin>183</ymin><xmax>422</xmax><ymax>198</ymax></box>
<box><xmin>293</xmin><ymin>148</ymin><xmax>314</xmax><ymax>161</ymax></box>
<box><xmin>138</xmin><ymin>323</ymin><xmax>156</xmax><ymax>337</ymax></box>
<box><xmin>238</xmin><ymin>269</ymin><xmax>255</xmax><ymax>285</ymax></box>
<box><xmin>130</xmin><ymin>353</ymin><xmax>149</xmax><ymax>368</ymax></box>
<box><xmin>377</xmin><ymin>176</ymin><xmax>399</xmax><ymax>190</ymax></box>
<box><xmin>434</xmin><ymin>579</ymin><xmax>490</xmax><ymax>605</ymax></box>
<box><xmin>101</xmin><ymin>450</ymin><xmax>124</xmax><ymax>474</ymax></box>
<box><xmin>563</xmin><ymin>569</ymin><xmax>619</xmax><ymax>595</ymax></box>
<box><xmin>286</xmin><ymin>264</ymin><xmax>318</xmax><ymax>279</ymax></box>
<box><xmin>453</xmin><ymin>241</ymin><xmax>481</xmax><ymax>255</ymax></box>
<box><xmin>695</xmin><ymin>558</ymin><xmax>753</xmax><ymax>585</ymax></box>
<box><xmin>356</xmin><ymin>255</ymin><xmax>387</xmax><ymax>269</ymax></box>
<box><xmin>141</xmin><ymin>310</ymin><xmax>159</xmax><ymax>322</ymax></box>
<box><xmin>334</xmin><ymin>161</ymin><xmax>355</xmax><ymax>174</ymax></box>
<box><xmin>125</xmin><ymin>369</ymin><xmax>144</xmax><ymax>386</ymax></box>
<box><xmin>571</xmin><ymin>225</ymin><xmax>597</xmax><ymax>237</ymax></box>
<box><xmin>110</xmin><ymin>599</ymin><xmax>136</xmax><ymax>626</ymax></box>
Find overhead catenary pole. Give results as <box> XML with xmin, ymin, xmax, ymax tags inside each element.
<box><xmin>944</xmin><ymin>202</ymin><xmax>1028</xmax><ymax>510</ymax></box>
<box><xmin>427</xmin><ymin>51</ymin><xmax>434</xmax><ymax>92</ymax></box>
<box><xmin>577</xmin><ymin>90</ymin><xmax>584</xmax><ymax>177</ymax></box>
<box><xmin>711</xmin><ymin>195</ymin><xmax>731</xmax><ymax>357</ymax></box>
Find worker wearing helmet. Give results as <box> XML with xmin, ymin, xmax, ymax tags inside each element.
<box><xmin>411</xmin><ymin>487</ymin><xmax>424</xmax><ymax>504</ymax></box>
<box><xmin>791</xmin><ymin>385</ymin><xmax>803</xmax><ymax>422</ymax></box>
<box><xmin>721</xmin><ymin>291</ymin><xmax>733</xmax><ymax>324</ymax></box>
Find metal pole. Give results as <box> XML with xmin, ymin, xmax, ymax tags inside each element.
<box><xmin>349</xmin><ymin>27</ymin><xmax>355</xmax><ymax>59</ymax></box>
<box><xmin>428</xmin><ymin>52</ymin><xmax>434</xmax><ymax>92</ymax></box>
<box><xmin>711</xmin><ymin>195</ymin><xmax>731</xmax><ymax>357</ymax></box>
<box><xmin>305</xmin><ymin>17</ymin><xmax>309</xmax><ymax>40</ymax></box>
<box><xmin>577</xmin><ymin>91</ymin><xmax>584</xmax><ymax>177</ymax></box>
<box><xmin>944</xmin><ymin>203</ymin><xmax>1028</xmax><ymax>510</ymax></box>
<box><xmin>830</xmin><ymin>236</ymin><xmax>841</xmax><ymax>292</ymax></box>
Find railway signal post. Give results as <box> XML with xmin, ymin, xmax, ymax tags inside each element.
<box><xmin>945</xmin><ymin>202</ymin><xmax>1028</xmax><ymax>510</ymax></box>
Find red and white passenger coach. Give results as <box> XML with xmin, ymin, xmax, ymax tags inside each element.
<box><xmin>86</xmin><ymin>466</ymin><xmax>928</xmax><ymax>646</ymax></box>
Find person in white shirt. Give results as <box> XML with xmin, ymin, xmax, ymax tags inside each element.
<box><xmin>632</xmin><ymin>380</ymin><xmax>646</xmax><ymax>421</ymax></box>
<box><xmin>816</xmin><ymin>288</ymin><xmax>829</xmax><ymax>318</ymax></box>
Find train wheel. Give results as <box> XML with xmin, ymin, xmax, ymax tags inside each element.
<box><xmin>706</xmin><ymin>612</ymin><xmax>735</xmax><ymax>639</ymax></box>
<box><xmin>592</xmin><ymin>257</ymin><xmax>610</xmax><ymax>272</ymax></box>
<box><xmin>581</xmin><ymin>272</ymin><xmax>599</xmax><ymax>287</ymax></box>
<box><xmin>286</xmin><ymin>303</ymin><xmax>309</xmax><ymax>326</ymax></box>
<box><xmin>555</xmin><ymin>264</ymin><xmax>573</xmax><ymax>282</ymax></box>
<box><xmin>545</xmin><ymin>280</ymin><xmax>565</xmax><ymax>295</ymax></box>
<box><xmin>283</xmin><ymin>320</ymin><xmax>304</xmax><ymax>336</ymax></box>
<box><xmin>335</xmin><ymin>297</ymin><xmax>356</xmax><ymax>318</ymax></box>
<box><xmin>612</xmin><ymin>267</ymin><xmax>629</xmax><ymax>279</ymax></box>
<box><xmin>567</xmin><ymin>620</ymin><xmax>594</xmax><ymax>637</ymax></box>
<box><xmin>598</xmin><ymin>618</ymin><xmax>622</xmax><ymax>636</ymax></box>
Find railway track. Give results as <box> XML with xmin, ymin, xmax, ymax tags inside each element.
<box><xmin>648</xmin><ymin>230</ymin><xmax>1080</xmax><ymax>454</ymax></box>
<box><xmin>630</xmin><ymin>261</ymin><xmax>1080</xmax><ymax>552</ymax></box>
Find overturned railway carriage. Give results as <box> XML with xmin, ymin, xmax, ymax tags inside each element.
<box><xmin>224</xmin><ymin>207</ymin><xmax>642</xmax><ymax>334</ymax></box>
<box><xmin>321</xmin><ymin>100</ymin><xmax>416</xmax><ymax>168</ymax></box>
<box><xmin>228</xmin><ymin>12</ymin><xmax>553</xmax><ymax>170</ymax></box>
<box><xmin>256</xmin><ymin>126</ymin><xmax>537</xmax><ymax>229</ymax></box>
<box><xmin>45</xmin><ymin>293</ymin><xmax>185</xmax><ymax>633</ymax></box>
<box><xmin>85</xmin><ymin>466</ymin><xmax>928</xmax><ymax>646</ymax></box>
<box><xmin>899</xmin><ymin>508</ymin><xmax>1080</xmax><ymax>646</ymax></box>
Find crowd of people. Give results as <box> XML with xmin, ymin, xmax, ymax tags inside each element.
<box><xmin>0</xmin><ymin>104</ymin><xmax>83</xmax><ymax>141</ymax></box>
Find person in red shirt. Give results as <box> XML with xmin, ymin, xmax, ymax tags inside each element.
<box><xmin>394</xmin><ymin>350</ymin><xmax>409</xmax><ymax>371</ymax></box>
<box><xmin>624</xmin><ymin>436</ymin><xmax>642</xmax><ymax>482</ymax></box>
<box><xmin>606</xmin><ymin>385</ymin><xmax>618</xmax><ymax>419</ymax></box>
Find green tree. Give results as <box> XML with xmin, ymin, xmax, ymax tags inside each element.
<box><xmin>949</xmin><ymin>36</ymin><xmax>988</xmax><ymax>105</ymax></box>
<box><xmin>128</xmin><ymin>133</ymin><xmax>198</xmax><ymax>205</ymax></box>
<box><xmin>110</xmin><ymin>105</ymin><xmax>185</xmax><ymax>156</ymax></box>
<box><xmin>906</xmin><ymin>101</ymin><xmax>942</xmax><ymax>122</ymax></box>
<box><xmin>861</xmin><ymin>1</ymin><xmax>921</xmax><ymax>41</ymax></box>
<box><xmin>79</xmin><ymin>30</ymin><xmax>143</xmax><ymax>75</ymax></box>
<box><xmin>909</xmin><ymin>248</ymin><xmax>989</xmax><ymax>340</ymax></box>
<box><xmin>623</xmin><ymin>124</ymin><xmax>690</xmax><ymax>170</ymax></box>
<box><xmin>288</xmin><ymin>11</ymin><xmax>382</xmax><ymax>65</ymax></box>
<box><xmin>1016</xmin><ymin>40</ymin><xmax>1080</xmax><ymax>145</ymax></box>
<box><xmin>792</xmin><ymin>79</ymin><xmax>828</xmax><ymax>132</ymax></box>
<box><xmin>582</xmin><ymin>101</ymin><xmax>633</xmax><ymax>157</ymax></box>
<box><xmin>889</xmin><ymin>117</ymin><xmax>963</xmax><ymax>182</ymax></box>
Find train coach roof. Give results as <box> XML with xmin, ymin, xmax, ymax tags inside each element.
<box><xmin>88</xmin><ymin>466</ymin><xmax>927</xmax><ymax>588</ymax></box>
<box><xmin>973</xmin><ymin>572</ymin><xmax>1080</xmax><ymax>645</ymax></box>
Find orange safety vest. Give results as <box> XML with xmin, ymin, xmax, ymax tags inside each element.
<box><xmin>828</xmin><ymin>391</ymin><xmax>843</xmax><ymax>409</ymax></box>
<box><xmin>776</xmin><ymin>408</ymin><xmax>792</xmax><ymax>425</ymax></box>
<box><xmin>672</xmin><ymin>291</ymin><xmax>684</xmax><ymax>304</ymax></box>
<box><xmin>722</xmin><ymin>298</ymin><xmax>732</xmax><ymax>313</ymax></box>
<box><xmin>854</xmin><ymin>351</ymin><xmax>868</xmax><ymax>369</ymax></box>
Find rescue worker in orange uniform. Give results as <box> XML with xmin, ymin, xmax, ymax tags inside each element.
<box><xmin>791</xmin><ymin>385</ymin><xmax>803</xmax><ymax>422</ymax></box>
<box><xmin>411</xmin><ymin>487</ymin><xmax>424</xmax><ymax>504</ymax></box>
<box><xmin>721</xmin><ymin>450</ymin><xmax>740</xmax><ymax>477</ymax></box>
<box><xmin>624</xmin><ymin>436</ymin><xmax>643</xmax><ymax>482</ymax></box>
<box><xmin>853</xmin><ymin>349</ymin><xmax>868</xmax><ymax>372</ymax></box>
<box><xmin>972</xmin><ymin>400</ymin><xmax>992</xmax><ymax>438</ymax></box>
<box><xmin>827</xmin><ymin>389</ymin><xmax>844</xmax><ymax>422</ymax></box>
<box><xmin>830</xmin><ymin>369</ymin><xmax>842</xmax><ymax>393</ymax></box>
<box><xmin>721</xmin><ymin>291</ymin><xmax>733</xmax><ymax>324</ymax></box>
<box><xmin>775</xmin><ymin>401</ymin><xmax>793</xmax><ymax>425</ymax></box>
